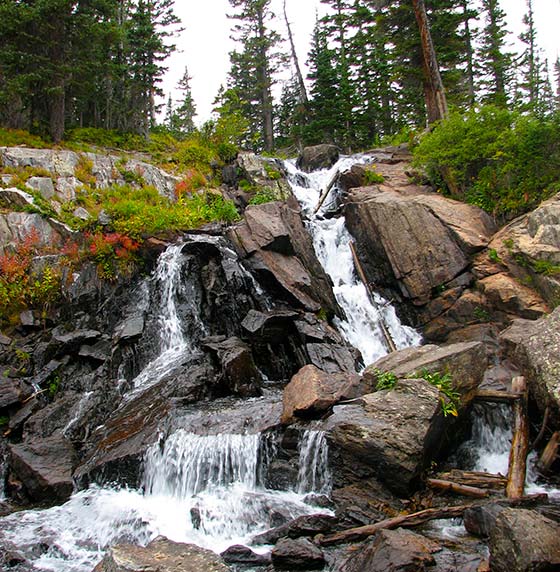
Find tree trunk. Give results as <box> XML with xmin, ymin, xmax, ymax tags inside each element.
<box><xmin>257</xmin><ymin>6</ymin><xmax>274</xmax><ymax>152</ymax></box>
<box><xmin>283</xmin><ymin>0</ymin><xmax>308</xmax><ymax>109</ymax></box>
<box><xmin>412</xmin><ymin>0</ymin><xmax>448</xmax><ymax>124</ymax></box>
<box><xmin>506</xmin><ymin>376</ymin><xmax>530</xmax><ymax>499</ymax></box>
<box><xmin>537</xmin><ymin>431</ymin><xmax>559</xmax><ymax>474</ymax></box>
<box><xmin>461</xmin><ymin>0</ymin><xmax>476</xmax><ymax>106</ymax></box>
<box><xmin>426</xmin><ymin>478</ymin><xmax>489</xmax><ymax>498</ymax></box>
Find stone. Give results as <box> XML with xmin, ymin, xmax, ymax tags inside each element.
<box><xmin>8</xmin><ymin>436</ymin><xmax>77</xmax><ymax>502</ymax></box>
<box><xmin>296</xmin><ymin>144</ymin><xmax>339</xmax><ymax>173</ymax></box>
<box><xmin>271</xmin><ymin>537</ymin><xmax>325</xmax><ymax>570</ymax></box>
<box><xmin>500</xmin><ymin>307</ymin><xmax>560</xmax><ymax>423</ymax></box>
<box><xmin>113</xmin><ymin>316</ymin><xmax>145</xmax><ymax>342</ymax></box>
<box><xmin>479</xmin><ymin>273</ymin><xmax>549</xmax><ymax>319</ymax></box>
<box><xmin>0</xmin><ymin>331</ymin><xmax>11</xmax><ymax>345</ymax></box>
<box><xmin>253</xmin><ymin>513</ymin><xmax>339</xmax><ymax>545</ymax></box>
<box><xmin>220</xmin><ymin>545</ymin><xmax>270</xmax><ymax>566</ymax></box>
<box><xmin>324</xmin><ymin>380</ymin><xmax>444</xmax><ymax>495</ymax></box>
<box><xmin>306</xmin><ymin>343</ymin><xmax>361</xmax><ymax>374</ymax></box>
<box><xmin>241</xmin><ymin>309</ymin><xmax>299</xmax><ymax>342</ymax></box>
<box><xmin>25</xmin><ymin>177</ymin><xmax>55</xmax><ymax>200</ymax></box>
<box><xmin>489</xmin><ymin>508</ymin><xmax>560</xmax><ymax>572</ymax></box>
<box><xmin>0</xmin><ymin>188</ymin><xmax>35</xmax><ymax>208</ymax></box>
<box><xmin>19</xmin><ymin>310</ymin><xmax>38</xmax><ymax>328</ymax></box>
<box><xmin>0</xmin><ymin>377</ymin><xmax>28</xmax><ymax>409</ymax></box>
<box><xmin>363</xmin><ymin>341</ymin><xmax>488</xmax><ymax>407</ymax></box>
<box><xmin>72</xmin><ymin>207</ymin><xmax>90</xmax><ymax>221</ymax></box>
<box><xmin>464</xmin><ymin>503</ymin><xmax>506</xmax><ymax>537</ymax></box>
<box><xmin>282</xmin><ymin>365</ymin><xmax>363</xmax><ymax>424</ymax></box>
<box><xmin>338</xmin><ymin>528</ymin><xmax>439</xmax><ymax>572</ymax></box>
<box><xmin>0</xmin><ymin>212</ymin><xmax>64</xmax><ymax>253</ymax></box>
<box><xmin>235</xmin><ymin>152</ymin><xmax>291</xmax><ymax>201</ymax></box>
<box><xmin>52</xmin><ymin>329</ymin><xmax>102</xmax><ymax>355</ymax></box>
<box><xmin>93</xmin><ymin>537</ymin><xmax>231</xmax><ymax>572</ymax></box>
<box><xmin>78</xmin><ymin>339</ymin><xmax>111</xmax><ymax>362</ymax></box>
<box><xmin>98</xmin><ymin>209</ymin><xmax>111</xmax><ymax>226</ymax></box>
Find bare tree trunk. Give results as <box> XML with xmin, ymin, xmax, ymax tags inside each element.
<box><xmin>461</xmin><ymin>0</ymin><xmax>476</xmax><ymax>106</ymax></box>
<box><xmin>283</xmin><ymin>0</ymin><xmax>308</xmax><ymax>108</ymax></box>
<box><xmin>257</xmin><ymin>6</ymin><xmax>274</xmax><ymax>152</ymax></box>
<box><xmin>506</xmin><ymin>376</ymin><xmax>530</xmax><ymax>499</ymax></box>
<box><xmin>412</xmin><ymin>0</ymin><xmax>448</xmax><ymax>124</ymax></box>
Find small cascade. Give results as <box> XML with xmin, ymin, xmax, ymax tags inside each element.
<box><xmin>285</xmin><ymin>158</ymin><xmax>421</xmax><ymax>366</ymax></box>
<box><xmin>62</xmin><ymin>391</ymin><xmax>94</xmax><ymax>437</ymax></box>
<box><xmin>297</xmin><ymin>430</ymin><xmax>331</xmax><ymax>495</ymax></box>
<box><xmin>0</xmin><ymin>441</ymin><xmax>7</xmax><ymax>502</ymax></box>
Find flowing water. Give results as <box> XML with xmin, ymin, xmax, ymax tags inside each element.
<box><xmin>285</xmin><ymin>158</ymin><xmax>421</xmax><ymax>365</ymax></box>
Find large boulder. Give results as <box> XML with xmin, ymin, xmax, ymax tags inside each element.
<box><xmin>8</xmin><ymin>436</ymin><xmax>77</xmax><ymax>502</ymax></box>
<box><xmin>228</xmin><ymin>198</ymin><xmax>339</xmax><ymax>315</ymax></box>
<box><xmin>296</xmin><ymin>144</ymin><xmax>339</xmax><ymax>173</ymax></box>
<box><xmin>93</xmin><ymin>537</ymin><xmax>231</xmax><ymax>572</ymax></box>
<box><xmin>363</xmin><ymin>341</ymin><xmax>488</xmax><ymax>407</ymax></box>
<box><xmin>234</xmin><ymin>152</ymin><xmax>291</xmax><ymax>201</ymax></box>
<box><xmin>271</xmin><ymin>537</ymin><xmax>325</xmax><ymax>570</ymax></box>
<box><xmin>0</xmin><ymin>212</ymin><xmax>66</xmax><ymax>253</ymax></box>
<box><xmin>323</xmin><ymin>379</ymin><xmax>445</xmax><ymax>495</ymax></box>
<box><xmin>500</xmin><ymin>307</ymin><xmax>560</xmax><ymax>424</ymax></box>
<box><xmin>281</xmin><ymin>365</ymin><xmax>363</xmax><ymax>424</ymax></box>
<box><xmin>345</xmin><ymin>189</ymin><xmax>494</xmax><ymax>305</ymax></box>
<box><xmin>489</xmin><ymin>508</ymin><xmax>560</xmax><ymax>572</ymax></box>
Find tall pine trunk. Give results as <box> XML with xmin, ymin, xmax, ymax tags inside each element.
<box><xmin>412</xmin><ymin>0</ymin><xmax>448</xmax><ymax>124</ymax></box>
<box><xmin>257</xmin><ymin>6</ymin><xmax>274</xmax><ymax>151</ymax></box>
<box><xmin>283</xmin><ymin>0</ymin><xmax>308</xmax><ymax>110</ymax></box>
<box><xmin>461</xmin><ymin>0</ymin><xmax>476</xmax><ymax>106</ymax></box>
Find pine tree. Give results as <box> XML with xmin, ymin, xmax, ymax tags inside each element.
<box><xmin>171</xmin><ymin>67</ymin><xmax>197</xmax><ymax>136</ymax></box>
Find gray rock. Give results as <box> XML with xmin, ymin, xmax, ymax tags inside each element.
<box><xmin>0</xmin><ymin>331</ymin><xmax>11</xmax><ymax>345</ymax></box>
<box><xmin>26</xmin><ymin>177</ymin><xmax>55</xmax><ymax>200</ymax></box>
<box><xmin>55</xmin><ymin>176</ymin><xmax>78</xmax><ymax>202</ymax></box>
<box><xmin>0</xmin><ymin>212</ymin><xmax>64</xmax><ymax>253</ymax></box>
<box><xmin>338</xmin><ymin>528</ymin><xmax>439</xmax><ymax>572</ymax></box>
<box><xmin>0</xmin><ymin>377</ymin><xmax>28</xmax><ymax>409</ymax></box>
<box><xmin>296</xmin><ymin>144</ymin><xmax>340</xmax><ymax>173</ymax></box>
<box><xmin>364</xmin><ymin>341</ymin><xmax>488</xmax><ymax>407</ymax></box>
<box><xmin>78</xmin><ymin>339</ymin><xmax>111</xmax><ymax>362</ymax></box>
<box><xmin>114</xmin><ymin>316</ymin><xmax>145</xmax><ymax>342</ymax></box>
<box><xmin>489</xmin><ymin>508</ymin><xmax>560</xmax><ymax>572</ymax></box>
<box><xmin>221</xmin><ymin>545</ymin><xmax>270</xmax><ymax>566</ymax></box>
<box><xmin>93</xmin><ymin>537</ymin><xmax>231</xmax><ymax>572</ymax></box>
<box><xmin>19</xmin><ymin>310</ymin><xmax>38</xmax><ymax>327</ymax></box>
<box><xmin>9</xmin><ymin>437</ymin><xmax>77</xmax><ymax>502</ymax></box>
<box><xmin>500</xmin><ymin>307</ymin><xmax>560</xmax><ymax>423</ymax></box>
<box><xmin>271</xmin><ymin>537</ymin><xmax>325</xmax><ymax>570</ymax></box>
<box><xmin>0</xmin><ymin>188</ymin><xmax>35</xmax><ymax>208</ymax></box>
<box><xmin>241</xmin><ymin>309</ymin><xmax>299</xmax><ymax>341</ymax></box>
<box><xmin>72</xmin><ymin>206</ymin><xmax>90</xmax><ymax>221</ymax></box>
<box><xmin>324</xmin><ymin>380</ymin><xmax>444</xmax><ymax>495</ymax></box>
<box><xmin>253</xmin><ymin>513</ymin><xmax>338</xmax><ymax>545</ymax></box>
<box><xmin>97</xmin><ymin>209</ymin><xmax>111</xmax><ymax>226</ymax></box>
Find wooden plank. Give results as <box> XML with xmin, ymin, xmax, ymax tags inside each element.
<box><xmin>473</xmin><ymin>390</ymin><xmax>522</xmax><ymax>403</ymax></box>
<box><xmin>437</xmin><ymin>470</ymin><xmax>507</xmax><ymax>490</ymax></box>
<box><xmin>427</xmin><ymin>478</ymin><xmax>489</xmax><ymax>498</ymax></box>
<box><xmin>506</xmin><ymin>376</ymin><xmax>530</xmax><ymax>499</ymax></box>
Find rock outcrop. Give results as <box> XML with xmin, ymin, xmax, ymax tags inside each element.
<box><xmin>296</xmin><ymin>144</ymin><xmax>339</xmax><ymax>173</ymax></box>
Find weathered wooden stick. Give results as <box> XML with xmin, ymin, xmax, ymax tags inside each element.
<box><xmin>537</xmin><ymin>431</ymin><xmax>560</xmax><ymax>475</ymax></box>
<box><xmin>349</xmin><ymin>240</ymin><xmax>397</xmax><ymax>353</ymax></box>
<box><xmin>474</xmin><ymin>390</ymin><xmax>522</xmax><ymax>403</ymax></box>
<box><xmin>426</xmin><ymin>478</ymin><xmax>489</xmax><ymax>498</ymax></box>
<box><xmin>312</xmin><ymin>170</ymin><xmax>339</xmax><ymax>215</ymax></box>
<box><xmin>437</xmin><ymin>470</ymin><xmax>507</xmax><ymax>490</ymax></box>
<box><xmin>506</xmin><ymin>376</ymin><xmax>529</xmax><ymax>499</ymax></box>
<box><xmin>319</xmin><ymin>505</ymin><xmax>469</xmax><ymax>546</ymax></box>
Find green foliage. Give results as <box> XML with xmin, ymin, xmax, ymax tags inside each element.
<box><xmin>0</xmin><ymin>128</ymin><xmax>50</xmax><ymax>148</ymax></box>
<box><xmin>0</xmin><ymin>415</ymin><xmax>8</xmax><ymax>427</ymax></box>
<box><xmin>363</xmin><ymin>167</ymin><xmax>385</xmax><ymax>185</ymax></box>
<box><xmin>488</xmin><ymin>248</ymin><xmax>502</xmax><ymax>263</ymax></box>
<box><xmin>75</xmin><ymin>154</ymin><xmax>96</xmax><ymax>186</ymax></box>
<box><xmin>414</xmin><ymin>106</ymin><xmax>560</xmax><ymax>220</ymax></box>
<box><xmin>532</xmin><ymin>260</ymin><xmax>560</xmax><ymax>276</ymax></box>
<box><xmin>248</xmin><ymin>187</ymin><xmax>278</xmax><ymax>205</ymax></box>
<box><xmin>474</xmin><ymin>307</ymin><xmax>491</xmax><ymax>322</ymax></box>
<box><xmin>264</xmin><ymin>163</ymin><xmax>281</xmax><ymax>180</ymax></box>
<box><xmin>172</xmin><ymin>140</ymin><xmax>218</xmax><ymax>175</ymax></box>
<box><xmin>373</xmin><ymin>369</ymin><xmax>399</xmax><ymax>391</ymax></box>
<box><xmin>47</xmin><ymin>375</ymin><xmax>61</xmax><ymax>399</ymax></box>
<box><xmin>415</xmin><ymin>369</ymin><xmax>460</xmax><ymax>417</ymax></box>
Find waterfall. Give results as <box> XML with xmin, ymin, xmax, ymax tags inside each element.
<box><xmin>297</xmin><ymin>430</ymin><xmax>331</xmax><ymax>495</ymax></box>
<box><xmin>285</xmin><ymin>158</ymin><xmax>421</xmax><ymax>366</ymax></box>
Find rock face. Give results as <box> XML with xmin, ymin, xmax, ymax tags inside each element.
<box><xmin>271</xmin><ymin>537</ymin><xmax>325</xmax><ymax>570</ymax></box>
<box><xmin>228</xmin><ymin>197</ymin><xmax>339</xmax><ymax>315</ymax></box>
<box><xmin>281</xmin><ymin>365</ymin><xmax>363</xmax><ymax>424</ymax></box>
<box><xmin>338</xmin><ymin>528</ymin><xmax>439</xmax><ymax>572</ymax></box>
<box><xmin>0</xmin><ymin>212</ymin><xmax>69</xmax><ymax>253</ymax></box>
<box><xmin>363</xmin><ymin>341</ymin><xmax>488</xmax><ymax>406</ymax></box>
<box><xmin>93</xmin><ymin>537</ymin><xmax>231</xmax><ymax>572</ymax></box>
<box><xmin>296</xmin><ymin>144</ymin><xmax>339</xmax><ymax>173</ymax></box>
<box><xmin>323</xmin><ymin>379</ymin><xmax>444</xmax><ymax>495</ymax></box>
<box><xmin>489</xmin><ymin>508</ymin><xmax>560</xmax><ymax>572</ymax></box>
<box><xmin>500</xmin><ymin>307</ymin><xmax>560</xmax><ymax>424</ymax></box>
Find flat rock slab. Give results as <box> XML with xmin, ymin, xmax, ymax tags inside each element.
<box><xmin>93</xmin><ymin>537</ymin><xmax>231</xmax><ymax>572</ymax></box>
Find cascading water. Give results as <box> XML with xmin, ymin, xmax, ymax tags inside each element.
<box><xmin>285</xmin><ymin>158</ymin><xmax>421</xmax><ymax>365</ymax></box>
<box><xmin>297</xmin><ymin>430</ymin><xmax>331</xmax><ymax>495</ymax></box>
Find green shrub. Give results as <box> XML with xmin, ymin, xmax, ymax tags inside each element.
<box><xmin>363</xmin><ymin>167</ymin><xmax>385</xmax><ymax>185</ymax></box>
<box><xmin>415</xmin><ymin>369</ymin><xmax>460</xmax><ymax>417</ymax></box>
<box><xmin>0</xmin><ymin>128</ymin><xmax>50</xmax><ymax>148</ymax></box>
<box><xmin>372</xmin><ymin>369</ymin><xmax>398</xmax><ymax>391</ymax></box>
<box><xmin>413</xmin><ymin>106</ymin><xmax>560</xmax><ymax>221</ymax></box>
<box><xmin>248</xmin><ymin>187</ymin><xmax>278</xmax><ymax>205</ymax></box>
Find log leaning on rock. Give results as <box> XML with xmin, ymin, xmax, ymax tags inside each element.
<box><xmin>506</xmin><ymin>376</ymin><xmax>530</xmax><ymax>499</ymax></box>
<box><xmin>436</xmin><ymin>470</ymin><xmax>507</xmax><ymax>490</ymax></box>
<box><xmin>426</xmin><ymin>478</ymin><xmax>489</xmax><ymax>498</ymax></box>
<box><xmin>537</xmin><ymin>431</ymin><xmax>560</xmax><ymax>475</ymax></box>
<box><xmin>319</xmin><ymin>505</ymin><xmax>470</xmax><ymax>546</ymax></box>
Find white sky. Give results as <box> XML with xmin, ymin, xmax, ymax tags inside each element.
<box><xmin>161</xmin><ymin>0</ymin><xmax>560</xmax><ymax>124</ymax></box>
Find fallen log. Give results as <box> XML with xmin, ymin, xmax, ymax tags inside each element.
<box><xmin>427</xmin><ymin>478</ymin><xmax>489</xmax><ymax>498</ymax></box>
<box><xmin>506</xmin><ymin>376</ymin><xmax>529</xmax><ymax>499</ymax></box>
<box><xmin>312</xmin><ymin>170</ymin><xmax>339</xmax><ymax>215</ymax></box>
<box><xmin>537</xmin><ymin>431</ymin><xmax>560</xmax><ymax>475</ymax></box>
<box><xmin>319</xmin><ymin>505</ymin><xmax>469</xmax><ymax>546</ymax></box>
<box><xmin>474</xmin><ymin>390</ymin><xmax>522</xmax><ymax>403</ymax></box>
<box><xmin>437</xmin><ymin>470</ymin><xmax>507</xmax><ymax>490</ymax></box>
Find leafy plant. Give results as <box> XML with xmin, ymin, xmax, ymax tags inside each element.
<box><xmin>415</xmin><ymin>369</ymin><xmax>460</xmax><ymax>417</ymax></box>
<box><xmin>248</xmin><ymin>187</ymin><xmax>278</xmax><ymax>205</ymax></box>
<box><xmin>532</xmin><ymin>260</ymin><xmax>560</xmax><ymax>276</ymax></box>
<box><xmin>0</xmin><ymin>415</ymin><xmax>8</xmax><ymax>428</ymax></box>
<box><xmin>373</xmin><ymin>369</ymin><xmax>399</xmax><ymax>391</ymax></box>
<box><xmin>47</xmin><ymin>375</ymin><xmax>61</xmax><ymax>398</ymax></box>
<box><xmin>363</xmin><ymin>167</ymin><xmax>385</xmax><ymax>185</ymax></box>
<box><xmin>488</xmin><ymin>248</ymin><xmax>502</xmax><ymax>264</ymax></box>
<box><xmin>473</xmin><ymin>307</ymin><xmax>491</xmax><ymax>322</ymax></box>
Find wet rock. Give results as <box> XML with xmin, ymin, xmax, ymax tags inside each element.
<box><xmin>500</xmin><ymin>307</ymin><xmax>560</xmax><ymax>423</ymax></box>
<box><xmin>338</xmin><ymin>164</ymin><xmax>366</xmax><ymax>193</ymax></box>
<box><xmin>78</xmin><ymin>339</ymin><xmax>111</xmax><ymax>362</ymax></box>
<box><xmin>324</xmin><ymin>380</ymin><xmax>444</xmax><ymax>495</ymax></box>
<box><xmin>296</xmin><ymin>144</ymin><xmax>339</xmax><ymax>173</ymax></box>
<box><xmin>113</xmin><ymin>316</ymin><xmax>145</xmax><ymax>342</ymax></box>
<box><xmin>305</xmin><ymin>343</ymin><xmax>361</xmax><ymax>374</ymax></box>
<box><xmin>221</xmin><ymin>545</ymin><xmax>271</xmax><ymax>566</ymax></box>
<box><xmin>93</xmin><ymin>537</ymin><xmax>231</xmax><ymax>572</ymax></box>
<box><xmin>281</xmin><ymin>365</ymin><xmax>362</xmax><ymax>424</ymax></box>
<box><xmin>337</xmin><ymin>528</ymin><xmax>439</xmax><ymax>572</ymax></box>
<box><xmin>8</xmin><ymin>436</ymin><xmax>77</xmax><ymax>502</ymax></box>
<box><xmin>26</xmin><ymin>177</ymin><xmax>55</xmax><ymax>200</ymax></box>
<box><xmin>241</xmin><ymin>309</ymin><xmax>299</xmax><ymax>341</ymax></box>
<box><xmin>464</xmin><ymin>503</ymin><xmax>506</xmax><ymax>537</ymax></box>
<box><xmin>478</xmin><ymin>273</ymin><xmax>549</xmax><ymax>319</ymax></box>
<box><xmin>51</xmin><ymin>329</ymin><xmax>101</xmax><ymax>356</ymax></box>
<box><xmin>271</xmin><ymin>537</ymin><xmax>325</xmax><ymax>570</ymax></box>
<box><xmin>0</xmin><ymin>377</ymin><xmax>29</xmax><ymax>409</ymax></box>
<box><xmin>363</xmin><ymin>341</ymin><xmax>488</xmax><ymax>407</ymax></box>
<box><xmin>489</xmin><ymin>508</ymin><xmax>560</xmax><ymax>572</ymax></box>
<box><xmin>203</xmin><ymin>336</ymin><xmax>261</xmax><ymax>397</ymax></box>
<box><xmin>263</xmin><ymin>459</ymin><xmax>298</xmax><ymax>491</ymax></box>
<box><xmin>253</xmin><ymin>513</ymin><xmax>339</xmax><ymax>545</ymax></box>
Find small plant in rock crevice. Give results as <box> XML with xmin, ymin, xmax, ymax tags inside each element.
<box><xmin>373</xmin><ymin>369</ymin><xmax>398</xmax><ymax>391</ymax></box>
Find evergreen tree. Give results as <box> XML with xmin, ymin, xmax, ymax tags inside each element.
<box><xmin>172</xmin><ymin>67</ymin><xmax>197</xmax><ymax>136</ymax></box>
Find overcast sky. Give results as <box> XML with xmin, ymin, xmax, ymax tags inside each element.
<box><xmin>161</xmin><ymin>0</ymin><xmax>560</xmax><ymax>124</ymax></box>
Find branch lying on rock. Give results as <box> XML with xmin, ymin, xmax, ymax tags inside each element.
<box><xmin>436</xmin><ymin>470</ymin><xmax>507</xmax><ymax>490</ymax></box>
<box><xmin>426</xmin><ymin>478</ymin><xmax>489</xmax><ymax>498</ymax></box>
<box><xmin>473</xmin><ymin>390</ymin><xmax>522</xmax><ymax>403</ymax></box>
<box><xmin>318</xmin><ymin>505</ymin><xmax>470</xmax><ymax>546</ymax></box>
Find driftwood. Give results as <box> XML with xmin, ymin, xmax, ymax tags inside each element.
<box><xmin>312</xmin><ymin>170</ymin><xmax>339</xmax><ymax>215</ymax></box>
<box><xmin>537</xmin><ymin>431</ymin><xmax>560</xmax><ymax>474</ymax></box>
<box><xmin>506</xmin><ymin>376</ymin><xmax>530</xmax><ymax>499</ymax></box>
<box><xmin>474</xmin><ymin>390</ymin><xmax>522</xmax><ymax>403</ymax></box>
<box><xmin>436</xmin><ymin>470</ymin><xmax>507</xmax><ymax>490</ymax></box>
<box><xmin>349</xmin><ymin>240</ymin><xmax>397</xmax><ymax>353</ymax></box>
<box><xmin>319</xmin><ymin>505</ymin><xmax>469</xmax><ymax>546</ymax></box>
<box><xmin>426</xmin><ymin>478</ymin><xmax>489</xmax><ymax>498</ymax></box>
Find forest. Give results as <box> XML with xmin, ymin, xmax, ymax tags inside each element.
<box><xmin>0</xmin><ymin>0</ymin><xmax>559</xmax><ymax>220</ymax></box>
